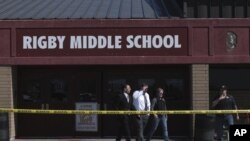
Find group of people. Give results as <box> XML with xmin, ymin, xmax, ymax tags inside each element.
<box><xmin>114</xmin><ymin>83</ymin><xmax>239</xmax><ymax>141</ymax></box>
<box><xmin>115</xmin><ymin>83</ymin><xmax>170</xmax><ymax>141</ymax></box>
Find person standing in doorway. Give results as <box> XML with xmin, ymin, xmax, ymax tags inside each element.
<box><xmin>146</xmin><ymin>88</ymin><xmax>170</xmax><ymax>141</ymax></box>
<box><xmin>133</xmin><ymin>83</ymin><xmax>151</xmax><ymax>141</ymax></box>
<box><xmin>212</xmin><ymin>85</ymin><xmax>240</xmax><ymax>141</ymax></box>
<box><xmin>115</xmin><ymin>84</ymin><xmax>134</xmax><ymax>141</ymax></box>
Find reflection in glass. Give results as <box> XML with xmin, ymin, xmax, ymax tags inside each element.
<box><xmin>165</xmin><ymin>79</ymin><xmax>184</xmax><ymax>99</ymax></box>
<box><xmin>138</xmin><ymin>79</ymin><xmax>155</xmax><ymax>87</ymax></box>
<box><xmin>107</xmin><ymin>79</ymin><xmax>126</xmax><ymax>110</ymax></box>
<box><xmin>78</xmin><ymin>79</ymin><xmax>97</xmax><ymax>101</ymax></box>
<box><xmin>79</xmin><ymin>93</ymin><xmax>95</xmax><ymax>101</ymax></box>
<box><xmin>22</xmin><ymin>81</ymin><xmax>41</xmax><ymax>102</ymax></box>
<box><xmin>108</xmin><ymin>79</ymin><xmax>126</xmax><ymax>94</ymax></box>
<box><xmin>50</xmin><ymin>79</ymin><xmax>68</xmax><ymax>102</ymax></box>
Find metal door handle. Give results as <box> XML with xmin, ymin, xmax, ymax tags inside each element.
<box><xmin>46</xmin><ymin>104</ymin><xmax>49</xmax><ymax>109</ymax></box>
<box><xmin>41</xmin><ymin>104</ymin><xmax>44</xmax><ymax>109</ymax></box>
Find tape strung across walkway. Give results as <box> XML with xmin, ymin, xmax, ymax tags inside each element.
<box><xmin>1</xmin><ymin>108</ymin><xmax>250</xmax><ymax>115</ymax></box>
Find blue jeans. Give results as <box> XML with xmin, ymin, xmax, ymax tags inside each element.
<box><xmin>146</xmin><ymin>115</ymin><xmax>169</xmax><ymax>141</ymax></box>
<box><xmin>215</xmin><ymin>115</ymin><xmax>234</xmax><ymax>141</ymax></box>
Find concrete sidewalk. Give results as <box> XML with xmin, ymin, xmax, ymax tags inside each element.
<box><xmin>13</xmin><ymin>136</ymin><xmax>192</xmax><ymax>141</ymax></box>
<box><xmin>13</xmin><ymin>139</ymin><xmax>192</xmax><ymax>141</ymax></box>
<box><xmin>12</xmin><ymin>135</ymin><xmax>193</xmax><ymax>141</ymax></box>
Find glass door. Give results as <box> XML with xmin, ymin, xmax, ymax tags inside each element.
<box><xmin>16</xmin><ymin>67</ymin><xmax>75</xmax><ymax>137</ymax></box>
<box><xmin>41</xmin><ymin>69</ymin><xmax>75</xmax><ymax>137</ymax></box>
<box><xmin>16</xmin><ymin>68</ymin><xmax>55</xmax><ymax>137</ymax></box>
<box><xmin>74</xmin><ymin>71</ymin><xmax>102</xmax><ymax>137</ymax></box>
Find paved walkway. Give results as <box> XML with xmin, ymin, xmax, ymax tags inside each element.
<box><xmin>13</xmin><ymin>139</ymin><xmax>192</xmax><ymax>141</ymax></box>
<box><xmin>13</xmin><ymin>136</ymin><xmax>192</xmax><ymax>141</ymax></box>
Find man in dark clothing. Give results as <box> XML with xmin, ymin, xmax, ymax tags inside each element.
<box><xmin>212</xmin><ymin>85</ymin><xmax>239</xmax><ymax>141</ymax></box>
<box><xmin>115</xmin><ymin>84</ymin><xmax>134</xmax><ymax>141</ymax></box>
<box><xmin>146</xmin><ymin>88</ymin><xmax>170</xmax><ymax>141</ymax></box>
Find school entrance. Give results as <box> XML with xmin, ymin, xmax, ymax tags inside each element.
<box><xmin>15</xmin><ymin>65</ymin><xmax>191</xmax><ymax>139</ymax></box>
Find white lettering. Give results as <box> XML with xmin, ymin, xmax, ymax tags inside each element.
<box><xmin>23</xmin><ymin>36</ymin><xmax>65</xmax><ymax>49</ymax></box>
<box><xmin>142</xmin><ymin>35</ymin><xmax>151</xmax><ymax>48</ymax></box>
<box><xmin>57</xmin><ymin>36</ymin><xmax>65</xmax><ymax>49</ymax></box>
<box><xmin>88</xmin><ymin>36</ymin><xmax>97</xmax><ymax>49</ymax></box>
<box><xmin>23</xmin><ymin>36</ymin><xmax>32</xmax><ymax>49</ymax></box>
<box><xmin>134</xmin><ymin>36</ymin><xmax>141</xmax><ymax>48</ymax></box>
<box><xmin>126</xmin><ymin>35</ymin><xmax>181</xmax><ymax>49</ymax></box>
<box><xmin>33</xmin><ymin>36</ymin><xmax>37</xmax><ymax>49</ymax></box>
<box><xmin>38</xmin><ymin>36</ymin><xmax>47</xmax><ymax>49</ymax></box>
<box><xmin>70</xmin><ymin>36</ymin><xmax>82</xmax><ymax>49</ymax></box>
<box><xmin>152</xmin><ymin>35</ymin><xmax>162</xmax><ymax>49</ymax></box>
<box><xmin>163</xmin><ymin>35</ymin><xmax>174</xmax><ymax>48</ymax></box>
<box><xmin>98</xmin><ymin>36</ymin><xmax>107</xmax><ymax>49</ymax></box>
<box><xmin>107</xmin><ymin>36</ymin><xmax>114</xmax><ymax>49</ymax></box>
<box><xmin>126</xmin><ymin>35</ymin><xmax>134</xmax><ymax>48</ymax></box>
<box><xmin>115</xmin><ymin>36</ymin><xmax>122</xmax><ymax>49</ymax></box>
<box><xmin>234</xmin><ymin>129</ymin><xmax>241</xmax><ymax>136</ymax></box>
<box><xmin>234</xmin><ymin>129</ymin><xmax>248</xmax><ymax>136</ymax></box>
<box><xmin>48</xmin><ymin>36</ymin><xmax>57</xmax><ymax>49</ymax></box>
<box><xmin>174</xmin><ymin>35</ymin><xmax>181</xmax><ymax>48</ymax></box>
<box><xmin>242</xmin><ymin>129</ymin><xmax>247</xmax><ymax>136</ymax></box>
<box><xmin>23</xmin><ymin>34</ymin><xmax>182</xmax><ymax>50</ymax></box>
<box><xmin>82</xmin><ymin>36</ymin><xmax>87</xmax><ymax>49</ymax></box>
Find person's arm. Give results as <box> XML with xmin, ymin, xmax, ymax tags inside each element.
<box><xmin>146</xmin><ymin>93</ymin><xmax>151</xmax><ymax>111</ymax></box>
<box><xmin>235</xmin><ymin>105</ymin><xmax>240</xmax><ymax>120</ymax></box>
<box><xmin>151</xmin><ymin>98</ymin><xmax>157</xmax><ymax>118</ymax></box>
<box><xmin>232</xmin><ymin>96</ymin><xmax>240</xmax><ymax>120</ymax></box>
<box><xmin>212</xmin><ymin>98</ymin><xmax>220</xmax><ymax>108</ymax></box>
<box><xmin>132</xmin><ymin>91</ymin><xmax>138</xmax><ymax>110</ymax></box>
<box><xmin>146</xmin><ymin>93</ymin><xmax>151</xmax><ymax>117</ymax></box>
<box><xmin>130</xmin><ymin>96</ymin><xmax>136</xmax><ymax>110</ymax></box>
<box><xmin>212</xmin><ymin>95</ymin><xmax>225</xmax><ymax>108</ymax></box>
<box><xmin>133</xmin><ymin>91</ymin><xmax>140</xmax><ymax>118</ymax></box>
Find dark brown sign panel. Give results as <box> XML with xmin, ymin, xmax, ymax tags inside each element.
<box><xmin>16</xmin><ymin>28</ymin><xmax>188</xmax><ymax>57</ymax></box>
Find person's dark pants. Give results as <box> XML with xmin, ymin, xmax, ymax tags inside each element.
<box><xmin>135</xmin><ymin>115</ymin><xmax>149</xmax><ymax>141</ymax></box>
<box><xmin>116</xmin><ymin>115</ymin><xmax>131</xmax><ymax>141</ymax></box>
<box><xmin>215</xmin><ymin>115</ymin><xmax>234</xmax><ymax>141</ymax></box>
<box><xmin>146</xmin><ymin>115</ymin><xmax>169</xmax><ymax>141</ymax></box>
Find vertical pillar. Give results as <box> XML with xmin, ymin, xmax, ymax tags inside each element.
<box><xmin>191</xmin><ymin>64</ymin><xmax>209</xmax><ymax>138</ymax></box>
<box><xmin>0</xmin><ymin>66</ymin><xmax>15</xmax><ymax>140</ymax></box>
<box><xmin>192</xmin><ymin>64</ymin><xmax>209</xmax><ymax>110</ymax></box>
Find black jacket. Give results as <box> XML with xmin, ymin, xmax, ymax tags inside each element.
<box><xmin>115</xmin><ymin>93</ymin><xmax>135</xmax><ymax>111</ymax></box>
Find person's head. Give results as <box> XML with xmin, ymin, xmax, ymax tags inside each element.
<box><xmin>140</xmin><ymin>83</ymin><xmax>148</xmax><ymax>92</ymax></box>
<box><xmin>220</xmin><ymin>85</ymin><xmax>228</xmax><ymax>96</ymax></box>
<box><xmin>156</xmin><ymin>88</ymin><xmax>164</xmax><ymax>98</ymax></box>
<box><xmin>123</xmin><ymin>84</ymin><xmax>131</xmax><ymax>94</ymax></box>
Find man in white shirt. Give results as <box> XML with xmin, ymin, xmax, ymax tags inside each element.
<box><xmin>133</xmin><ymin>83</ymin><xmax>151</xmax><ymax>141</ymax></box>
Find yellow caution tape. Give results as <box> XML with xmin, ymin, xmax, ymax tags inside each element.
<box><xmin>1</xmin><ymin>108</ymin><xmax>250</xmax><ymax>115</ymax></box>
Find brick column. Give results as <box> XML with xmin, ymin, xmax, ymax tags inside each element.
<box><xmin>191</xmin><ymin>64</ymin><xmax>209</xmax><ymax>138</ymax></box>
<box><xmin>0</xmin><ymin>66</ymin><xmax>15</xmax><ymax>140</ymax></box>
<box><xmin>192</xmin><ymin>64</ymin><xmax>209</xmax><ymax>110</ymax></box>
